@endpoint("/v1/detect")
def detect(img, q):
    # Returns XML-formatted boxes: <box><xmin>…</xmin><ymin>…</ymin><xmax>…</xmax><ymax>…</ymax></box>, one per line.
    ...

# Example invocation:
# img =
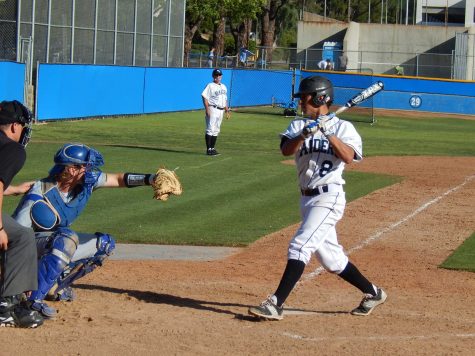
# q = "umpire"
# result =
<box><xmin>0</xmin><ymin>100</ymin><xmax>43</xmax><ymax>328</ymax></box>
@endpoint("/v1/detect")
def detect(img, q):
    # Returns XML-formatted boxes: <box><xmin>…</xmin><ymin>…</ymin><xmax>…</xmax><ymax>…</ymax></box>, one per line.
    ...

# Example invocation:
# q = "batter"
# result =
<box><xmin>248</xmin><ymin>76</ymin><xmax>387</xmax><ymax>320</ymax></box>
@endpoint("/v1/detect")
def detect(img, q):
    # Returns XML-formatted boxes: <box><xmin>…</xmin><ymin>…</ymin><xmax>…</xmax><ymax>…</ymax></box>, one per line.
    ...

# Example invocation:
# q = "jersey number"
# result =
<box><xmin>319</xmin><ymin>160</ymin><xmax>333</xmax><ymax>177</ymax></box>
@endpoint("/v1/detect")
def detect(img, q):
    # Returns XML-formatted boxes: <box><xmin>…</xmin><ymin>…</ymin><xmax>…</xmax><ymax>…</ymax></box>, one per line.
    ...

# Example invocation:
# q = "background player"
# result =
<box><xmin>201</xmin><ymin>68</ymin><xmax>230</xmax><ymax>156</ymax></box>
<box><xmin>248</xmin><ymin>76</ymin><xmax>387</xmax><ymax>320</ymax></box>
<box><xmin>13</xmin><ymin>142</ymin><xmax>167</xmax><ymax>319</ymax></box>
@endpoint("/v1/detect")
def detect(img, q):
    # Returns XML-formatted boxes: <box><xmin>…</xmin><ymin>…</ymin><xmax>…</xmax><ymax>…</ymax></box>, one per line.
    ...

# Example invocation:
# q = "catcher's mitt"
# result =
<box><xmin>152</xmin><ymin>168</ymin><xmax>183</xmax><ymax>201</ymax></box>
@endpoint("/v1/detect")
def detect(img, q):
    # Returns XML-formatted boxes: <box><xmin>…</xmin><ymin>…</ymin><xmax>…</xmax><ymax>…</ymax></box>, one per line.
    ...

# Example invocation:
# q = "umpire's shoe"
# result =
<box><xmin>0</xmin><ymin>295</ymin><xmax>44</xmax><ymax>328</ymax></box>
<box><xmin>351</xmin><ymin>287</ymin><xmax>387</xmax><ymax>316</ymax></box>
<box><xmin>248</xmin><ymin>296</ymin><xmax>283</xmax><ymax>320</ymax></box>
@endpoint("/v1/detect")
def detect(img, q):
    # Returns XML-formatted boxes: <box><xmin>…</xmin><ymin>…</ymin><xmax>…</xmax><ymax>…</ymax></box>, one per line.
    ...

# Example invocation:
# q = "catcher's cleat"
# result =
<box><xmin>31</xmin><ymin>301</ymin><xmax>57</xmax><ymax>319</ymax></box>
<box><xmin>351</xmin><ymin>287</ymin><xmax>387</xmax><ymax>316</ymax></box>
<box><xmin>248</xmin><ymin>297</ymin><xmax>283</xmax><ymax>320</ymax></box>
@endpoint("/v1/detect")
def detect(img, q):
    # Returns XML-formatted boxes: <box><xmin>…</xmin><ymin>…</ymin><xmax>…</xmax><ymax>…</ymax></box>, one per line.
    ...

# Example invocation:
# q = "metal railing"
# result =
<box><xmin>187</xmin><ymin>46</ymin><xmax>475</xmax><ymax>81</ymax></box>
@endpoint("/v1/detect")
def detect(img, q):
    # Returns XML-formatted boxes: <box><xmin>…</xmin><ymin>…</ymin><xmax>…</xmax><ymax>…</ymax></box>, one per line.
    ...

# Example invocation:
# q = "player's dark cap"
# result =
<box><xmin>0</xmin><ymin>100</ymin><xmax>33</xmax><ymax>125</ymax></box>
<box><xmin>212</xmin><ymin>69</ymin><xmax>223</xmax><ymax>77</ymax></box>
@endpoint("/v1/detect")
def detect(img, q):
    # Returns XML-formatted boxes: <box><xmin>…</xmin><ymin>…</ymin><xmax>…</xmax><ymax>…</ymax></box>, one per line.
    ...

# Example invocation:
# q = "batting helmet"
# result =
<box><xmin>293</xmin><ymin>76</ymin><xmax>334</xmax><ymax>107</ymax></box>
<box><xmin>49</xmin><ymin>143</ymin><xmax>104</xmax><ymax>176</ymax></box>
<box><xmin>0</xmin><ymin>100</ymin><xmax>33</xmax><ymax>147</ymax></box>
<box><xmin>212</xmin><ymin>69</ymin><xmax>223</xmax><ymax>77</ymax></box>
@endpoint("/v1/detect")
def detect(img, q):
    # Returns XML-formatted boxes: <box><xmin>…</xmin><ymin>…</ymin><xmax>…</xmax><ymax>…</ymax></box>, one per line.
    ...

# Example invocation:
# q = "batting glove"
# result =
<box><xmin>301</xmin><ymin>119</ymin><xmax>320</xmax><ymax>139</ymax></box>
<box><xmin>318</xmin><ymin>113</ymin><xmax>337</xmax><ymax>137</ymax></box>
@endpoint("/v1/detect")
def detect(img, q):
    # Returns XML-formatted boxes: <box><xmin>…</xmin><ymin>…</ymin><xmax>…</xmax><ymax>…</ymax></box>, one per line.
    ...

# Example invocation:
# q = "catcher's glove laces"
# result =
<box><xmin>152</xmin><ymin>167</ymin><xmax>183</xmax><ymax>201</ymax></box>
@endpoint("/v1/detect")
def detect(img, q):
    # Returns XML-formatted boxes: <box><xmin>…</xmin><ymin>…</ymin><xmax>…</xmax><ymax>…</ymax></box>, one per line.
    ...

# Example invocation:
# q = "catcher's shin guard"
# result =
<box><xmin>52</xmin><ymin>233</ymin><xmax>115</xmax><ymax>298</ymax></box>
<box><xmin>30</xmin><ymin>229</ymin><xmax>78</xmax><ymax>303</ymax></box>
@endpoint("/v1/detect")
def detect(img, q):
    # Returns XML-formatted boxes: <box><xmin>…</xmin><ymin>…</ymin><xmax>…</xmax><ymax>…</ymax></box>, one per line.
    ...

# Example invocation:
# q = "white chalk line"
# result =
<box><xmin>189</xmin><ymin>156</ymin><xmax>232</xmax><ymax>169</ymax></box>
<box><xmin>302</xmin><ymin>174</ymin><xmax>475</xmax><ymax>281</ymax></box>
<box><xmin>282</xmin><ymin>331</ymin><xmax>475</xmax><ymax>342</ymax></box>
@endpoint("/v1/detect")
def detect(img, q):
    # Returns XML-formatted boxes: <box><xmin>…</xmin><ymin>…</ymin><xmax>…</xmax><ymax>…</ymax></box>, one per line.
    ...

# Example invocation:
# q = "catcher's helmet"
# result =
<box><xmin>212</xmin><ymin>68</ymin><xmax>223</xmax><ymax>77</ymax></box>
<box><xmin>293</xmin><ymin>76</ymin><xmax>334</xmax><ymax>107</ymax></box>
<box><xmin>49</xmin><ymin>143</ymin><xmax>104</xmax><ymax>176</ymax></box>
<box><xmin>0</xmin><ymin>100</ymin><xmax>33</xmax><ymax>147</ymax></box>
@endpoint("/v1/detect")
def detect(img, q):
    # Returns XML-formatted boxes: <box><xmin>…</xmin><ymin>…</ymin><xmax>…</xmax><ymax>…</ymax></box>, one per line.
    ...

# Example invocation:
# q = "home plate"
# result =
<box><xmin>284</xmin><ymin>309</ymin><xmax>321</xmax><ymax>316</ymax></box>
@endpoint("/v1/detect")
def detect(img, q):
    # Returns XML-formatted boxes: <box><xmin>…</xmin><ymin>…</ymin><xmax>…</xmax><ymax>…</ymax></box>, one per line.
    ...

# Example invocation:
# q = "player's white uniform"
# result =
<box><xmin>281</xmin><ymin>115</ymin><xmax>362</xmax><ymax>273</ymax></box>
<box><xmin>201</xmin><ymin>81</ymin><xmax>228</xmax><ymax>136</ymax></box>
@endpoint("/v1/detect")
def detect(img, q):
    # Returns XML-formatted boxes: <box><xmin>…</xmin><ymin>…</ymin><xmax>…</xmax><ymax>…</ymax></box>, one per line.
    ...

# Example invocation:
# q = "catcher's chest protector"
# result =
<box><xmin>28</xmin><ymin>180</ymin><xmax>93</xmax><ymax>231</ymax></box>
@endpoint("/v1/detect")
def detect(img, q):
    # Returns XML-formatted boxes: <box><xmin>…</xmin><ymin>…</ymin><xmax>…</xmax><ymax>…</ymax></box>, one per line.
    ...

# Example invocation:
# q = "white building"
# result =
<box><xmin>416</xmin><ymin>0</ymin><xmax>475</xmax><ymax>26</ymax></box>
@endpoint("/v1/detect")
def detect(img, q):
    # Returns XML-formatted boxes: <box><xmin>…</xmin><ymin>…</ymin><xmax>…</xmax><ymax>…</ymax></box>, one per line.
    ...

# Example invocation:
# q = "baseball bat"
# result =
<box><xmin>334</xmin><ymin>81</ymin><xmax>384</xmax><ymax>115</ymax></box>
<box><xmin>299</xmin><ymin>81</ymin><xmax>384</xmax><ymax>136</ymax></box>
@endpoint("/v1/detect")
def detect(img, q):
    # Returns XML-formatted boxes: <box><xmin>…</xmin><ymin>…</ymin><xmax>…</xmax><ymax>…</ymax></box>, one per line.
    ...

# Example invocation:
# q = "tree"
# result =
<box><xmin>259</xmin><ymin>0</ymin><xmax>291</xmax><ymax>61</ymax></box>
<box><xmin>227</xmin><ymin>0</ymin><xmax>265</xmax><ymax>55</ymax></box>
<box><xmin>184</xmin><ymin>0</ymin><xmax>218</xmax><ymax>66</ymax></box>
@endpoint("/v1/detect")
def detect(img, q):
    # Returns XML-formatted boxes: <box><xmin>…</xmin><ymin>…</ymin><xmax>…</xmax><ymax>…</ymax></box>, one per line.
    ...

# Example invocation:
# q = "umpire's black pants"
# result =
<box><xmin>0</xmin><ymin>214</ymin><xmax>37</xmax><ymax>297</ymax></box>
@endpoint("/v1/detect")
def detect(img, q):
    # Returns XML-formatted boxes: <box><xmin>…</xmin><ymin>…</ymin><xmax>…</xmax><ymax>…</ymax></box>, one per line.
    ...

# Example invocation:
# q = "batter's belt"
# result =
<box><xmin>211</xmin><ymin>105</ymin><xmax>225</xmax><ymax>110</ymax></box>
<box><xmin>301</xmin><ymin>184</ymin><xmax>342</xmax><ymax>196</ymax></box>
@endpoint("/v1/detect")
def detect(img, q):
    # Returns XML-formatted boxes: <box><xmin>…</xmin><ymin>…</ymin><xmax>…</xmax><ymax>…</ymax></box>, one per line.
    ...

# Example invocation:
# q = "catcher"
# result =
<box><xmin>12</xmin><ymin>142</ymin><xmax>182</xmax><ymax>318</ymax></box>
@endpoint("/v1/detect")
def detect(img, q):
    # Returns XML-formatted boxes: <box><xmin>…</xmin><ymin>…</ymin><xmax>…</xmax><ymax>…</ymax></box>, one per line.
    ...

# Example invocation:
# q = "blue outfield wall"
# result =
<box><xmin>0</xmin><ymin>61</ymin><xmax>25</xmax><ymax>103</ymax></box>
<box><xmin>37</xmin><ymin>64</ymin><xmax>146</xmax><ymax>120</ymax></box>
<box><xmin>35</xmin><ymin>65</ymin><xmax>475</xmax><ymax>120</ymax></box>
<box><xmin>304</xmin><ymin>70</ymin><xmax>475</xmax><ymax>116</ymax></box>
<box><xmin>229</xmin><ymin>69</ymin><xmax>295</xmax><ymax>107</ymax></box>
<box><xmin>143</xmin><ymin>67</ymin><xmax>232</xmax><ymax>113</ymax></box>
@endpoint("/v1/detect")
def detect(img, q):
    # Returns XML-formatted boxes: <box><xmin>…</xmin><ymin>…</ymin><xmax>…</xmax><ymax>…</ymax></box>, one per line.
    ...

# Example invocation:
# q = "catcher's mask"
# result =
<box><xmin>49</xmin><ymin>143</ymin><xmax>104</xmax><ymax>183</ymax></box>
<box><xmin>293</xmin><ymin>76</ymin><xmax>334</xmax><ymax>107</ymax></box>
<box><xmin>0</xmin><ymin>100</ymin><xmax>33</xmax><ymax>147</ymax></box>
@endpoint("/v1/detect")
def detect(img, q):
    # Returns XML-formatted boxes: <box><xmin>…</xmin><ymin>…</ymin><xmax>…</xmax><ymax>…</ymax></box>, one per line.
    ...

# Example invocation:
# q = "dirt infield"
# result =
<box><xmin>3</xmin><ymin>156</ymin><xmax>475</xmax><ymax>355</ymax></box>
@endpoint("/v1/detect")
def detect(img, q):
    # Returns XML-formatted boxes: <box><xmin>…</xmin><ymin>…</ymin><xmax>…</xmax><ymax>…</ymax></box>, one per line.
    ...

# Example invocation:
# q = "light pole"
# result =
<box><xmin>368</xmin><ymin>0</ymin><xmax>371</xmax><ymax>23</ymax></box>
<box><xmin>348</xmin><ymin>0</ymin><xmax>351</xmax><ymax>22</ymax></box>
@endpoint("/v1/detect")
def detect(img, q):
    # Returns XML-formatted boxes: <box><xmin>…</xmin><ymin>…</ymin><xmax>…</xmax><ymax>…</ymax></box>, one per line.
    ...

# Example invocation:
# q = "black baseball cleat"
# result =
<box><xmin>248</xmin><ymin>297</ymin><xmax>284</xmax><ymax>320</ymax></box>
<box><xmin>207</xmin><ymin>148</ymin><xmax>220</xmax><ymax>156</ymax></box>
<box><xmin>0</xmin><ymin>295</ymin><xmax>44</xmax><ymax>328</ymax></box>
<box><xmin>351</xmin><ymin>287</ymin><xmax>387</xmax><ymax>316</ymax></box>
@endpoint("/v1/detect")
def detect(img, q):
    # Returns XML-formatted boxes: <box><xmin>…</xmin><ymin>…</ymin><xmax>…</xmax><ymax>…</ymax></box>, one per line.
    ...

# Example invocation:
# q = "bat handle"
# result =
<box><xmin>334</xmin><ymin>105</ymin><xmax>349</xmax><ymax>116</ymax></box>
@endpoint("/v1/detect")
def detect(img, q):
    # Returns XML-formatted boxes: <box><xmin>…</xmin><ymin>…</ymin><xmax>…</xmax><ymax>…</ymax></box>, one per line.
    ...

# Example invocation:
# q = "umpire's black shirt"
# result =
<box><xmin>0</xmin><ymin>130</ymin><xmax>26</xmax><ymax>190</ymax></box>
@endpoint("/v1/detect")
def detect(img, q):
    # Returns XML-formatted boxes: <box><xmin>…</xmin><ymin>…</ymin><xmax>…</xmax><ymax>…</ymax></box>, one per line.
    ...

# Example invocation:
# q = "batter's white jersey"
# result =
<box><xmin>201</xmin><ymin>82</ymin><xmax>228</xmax><ymax>109</ymax></box>
<box><xmin>281</xmin><ymin>115</ymin><xmax>363</xmax><ymax>190</ymax></box>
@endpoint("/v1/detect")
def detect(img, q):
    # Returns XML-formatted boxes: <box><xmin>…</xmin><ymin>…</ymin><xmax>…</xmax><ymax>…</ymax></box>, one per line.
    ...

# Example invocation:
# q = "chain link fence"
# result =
<box><xmin>0</xmin><ymin>0</ymin><xmax>185</xmax><ymax>67</ymax></box>
<box><xmin>0</xmin><ymin>0</ymin><xmax>17</xmax><ymax>61</ymax></box>
<box><xmin>188</xmin><ymin>45</ymin><xmax>475</xmax><ymax>81</ymax></box>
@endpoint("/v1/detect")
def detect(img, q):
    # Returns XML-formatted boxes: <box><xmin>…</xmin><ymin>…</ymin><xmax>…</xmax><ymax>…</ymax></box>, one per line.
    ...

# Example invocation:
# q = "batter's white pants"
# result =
<box><xmin>288</xmin><ymin>188</ymin><xmax>348</xmax><ymax>273</ymax></box>
<box><xmin>205</xmin><ymin>106</ymin><xmax>224</xmax><ymax>136</ymax></box>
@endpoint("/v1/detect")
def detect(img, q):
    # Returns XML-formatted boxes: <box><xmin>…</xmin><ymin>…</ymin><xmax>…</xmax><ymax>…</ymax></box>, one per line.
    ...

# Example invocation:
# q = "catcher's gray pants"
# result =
<box><xmin>0</xmin><ymin>214</ymin><xmax>38</xmax><ymax>297</ymax></box>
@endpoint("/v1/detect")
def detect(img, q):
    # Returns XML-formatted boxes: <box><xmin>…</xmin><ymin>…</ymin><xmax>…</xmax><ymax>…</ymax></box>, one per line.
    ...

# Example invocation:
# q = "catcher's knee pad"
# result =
<box><xmin>51</xmin><ymin>228</ymin><xmax>79</xmax><ymax>261</ymax></box>
<box><xmin>95</xmin><ymin>232</ymin><xmax>115</xmax><ymax>257</ymax></box>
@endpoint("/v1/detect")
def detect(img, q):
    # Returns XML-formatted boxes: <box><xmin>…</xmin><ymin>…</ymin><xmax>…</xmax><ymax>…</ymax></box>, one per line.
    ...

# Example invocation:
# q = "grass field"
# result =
<box><xmin>4</xmin><ymin>110</ymin><xmax>475</xmax><ymax>248</ymax></box>
<box><xmin>440</xmin><ymin>232</ymin><xmax>475</xmax><ymax>273</ymax></box>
